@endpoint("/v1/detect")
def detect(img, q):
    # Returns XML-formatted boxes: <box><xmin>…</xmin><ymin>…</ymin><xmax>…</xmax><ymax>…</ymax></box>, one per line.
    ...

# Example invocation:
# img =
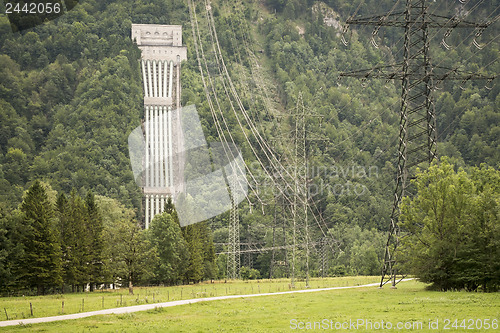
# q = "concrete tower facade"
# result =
<box><xmin>132</xmin><ymin>24</ymin><xmax>187</xmax><ymax>228</ymax></box>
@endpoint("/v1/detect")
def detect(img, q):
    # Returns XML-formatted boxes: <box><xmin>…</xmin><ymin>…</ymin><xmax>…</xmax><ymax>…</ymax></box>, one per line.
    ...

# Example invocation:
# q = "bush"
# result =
<box><xmin>329</xmin><ymin>265</ymin><xmax>347</xmax><ymax>277</ymax></box>
<box><xmin>240</xmin><ymin>266</ymin><xmax>261</xmax><ymax>280</ymax></box>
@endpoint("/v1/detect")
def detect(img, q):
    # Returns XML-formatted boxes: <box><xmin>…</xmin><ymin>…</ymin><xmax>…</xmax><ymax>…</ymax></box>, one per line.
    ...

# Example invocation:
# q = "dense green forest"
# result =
<box><xmin>0</xmin><ymin>0</ymin><xmax>498</xmax><ymax>293</ymax></box>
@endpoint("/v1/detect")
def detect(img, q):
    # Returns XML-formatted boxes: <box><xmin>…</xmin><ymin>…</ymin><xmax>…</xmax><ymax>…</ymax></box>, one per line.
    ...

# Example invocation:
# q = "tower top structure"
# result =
<box><xmin>132</xmin><ymin>24</ymin><xmax>187</xmax><ymax>63</ymax></box>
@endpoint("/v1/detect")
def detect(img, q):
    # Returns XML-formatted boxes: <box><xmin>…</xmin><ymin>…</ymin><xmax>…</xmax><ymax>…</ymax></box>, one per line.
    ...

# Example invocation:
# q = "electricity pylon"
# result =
<box><xmin>292</xmin><ymin>94</ymin><xmax>308</xmax><ymax>288</ymax></box>
<box><xmin>340</xmin><ymin>0</ymin><xmax>496</xmax><ymax>288</ymax></box>
<box><xmin>291</xmin><ymin>93</ymin><xmax>324</xmax><ymax>288</ymax></box>
<box><xmin>227</xmin><ymin>172</ymin><xmax>240</xmax><ymax>279</ymax></box>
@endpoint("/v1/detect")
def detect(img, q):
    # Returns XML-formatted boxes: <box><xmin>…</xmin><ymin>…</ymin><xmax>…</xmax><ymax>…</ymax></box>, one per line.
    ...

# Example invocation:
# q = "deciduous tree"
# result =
<box><xmin>148</xmin><ymin>212</ymin><xmax>189</xmax><ymax>285</ymax></box>
<box><xmin>400</xmin><ymin>159</ymin><xmax>500</xmax><ymax>291</ymax></box>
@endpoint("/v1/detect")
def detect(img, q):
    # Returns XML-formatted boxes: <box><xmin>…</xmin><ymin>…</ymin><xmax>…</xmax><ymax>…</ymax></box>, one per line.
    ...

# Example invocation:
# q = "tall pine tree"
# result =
<box><xmin>56</xmin><ymin>192</ymin><xmax>72</xmax><ymax>291</ymax></box>
<box><xmin>62</xmin><ymin>190</ymin><xmax>89</xmax><ymax>291</ymax></box>
<box><xmin>182</xmin><ymin>223</ymin><xmax>204</xmax><ymax>283</ymax></box>
<box><xmin>199</xmin><ymin>221</ymin><xmax>217</xmax><ymax>281</ymax></box>
<box><xmin>0</xmin><ymin>205</ymin><xmax>23</xmax><ymax>293</ymax></box>
<box><xmin>19</xmin><ymin>180</ymin><xmax>62</xmax><ymax>294</ymax></box>
<box><xmin>85</xmin><ymin>190</ymin><xmax>104</xmax><ymax>291</ymax></box>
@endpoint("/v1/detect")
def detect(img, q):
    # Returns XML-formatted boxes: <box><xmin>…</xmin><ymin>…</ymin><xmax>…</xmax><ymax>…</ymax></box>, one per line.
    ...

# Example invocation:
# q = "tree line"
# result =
<box><xmin>0</xmin><ymin>180</ymin><xmax>216</xmax><ymax>295</ymax></box>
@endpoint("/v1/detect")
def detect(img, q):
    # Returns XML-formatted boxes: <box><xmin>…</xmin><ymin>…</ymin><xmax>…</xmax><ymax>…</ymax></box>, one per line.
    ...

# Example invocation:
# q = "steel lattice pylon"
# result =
<box><xmin>320</xmin><ymin>237</ymin><xmax>329</xmax><ymax>278</ymax></box>
<box><xmin>340</xmin><ymin>0</ymin><xmax>495</xmax><ymax>288</ymax></box>
<box><xmin>292</xmin><ymin>94</ymin><xmax>308</xmax><ymax>288</ymax></box>
<box><xmin>227</xmin><ymin>173</ymin><xmax>240</xmax><ymax>279</ymax></box>
<box><xmin>289</xmin><ymin>93</ymin><xmax>324</xmax><ymax>287</ymax></box>
<box><xmin>382</xmin><ymin>0</ymin><xmax>438</xmax><ymax>289</ymax></box>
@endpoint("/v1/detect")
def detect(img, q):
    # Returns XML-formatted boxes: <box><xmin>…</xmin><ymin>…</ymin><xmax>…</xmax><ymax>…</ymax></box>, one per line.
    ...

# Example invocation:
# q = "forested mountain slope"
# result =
<box><xmin>0</xmin><ymin>0</ymin><xmax>497</xmax><ymax>279</ymax></box>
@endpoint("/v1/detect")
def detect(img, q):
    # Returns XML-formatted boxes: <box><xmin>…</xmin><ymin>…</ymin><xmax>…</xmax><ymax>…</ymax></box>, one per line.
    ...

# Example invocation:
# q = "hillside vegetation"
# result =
<box><xmin>0</xmin><ymin>0</ymin><xmax>498</xmax><ymax>292</ymax></box>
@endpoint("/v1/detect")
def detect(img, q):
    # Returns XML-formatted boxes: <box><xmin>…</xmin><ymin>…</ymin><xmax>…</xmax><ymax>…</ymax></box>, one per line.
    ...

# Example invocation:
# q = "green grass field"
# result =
<box><xmin>0</xmin><ymin>277</ymin><xmax>376</xmax><ymax>320</ymax></box>
<box><xmin>1</xmin><ymin>278</ymin><xmax>499</xmax><ymax>332</ymax></box>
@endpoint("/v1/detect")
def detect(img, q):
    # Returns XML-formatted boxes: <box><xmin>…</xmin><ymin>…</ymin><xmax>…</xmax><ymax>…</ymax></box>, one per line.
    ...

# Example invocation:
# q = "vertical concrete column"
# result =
<box><xmin>168</xmin><ymin>106</ymin><xmax>174</xmax><ymax>188</ymax></box>
<box><xmin>147</xmin><ymin>60</ymin><xmax>153</xmax><ymax>100</ymax></box>
<box><xmin>145</xmin><ymin>194</ymin><xmax>149</xmax><ymax>229</ymax></box>
<box><xmin>150</xmin><ymin>195</ymin><xmax>155</xmax><ymax>223</ymax></box>
<box><xmin>149</xmin><ymin>105</ymin><xmax>154</xmax><ymax>187</ymax></box>
<box><xmin>163</xmin><ymin>60</ymin><xmax>168</xmax><ymax>98</ymax></box>
<box><xmin>176</xmin><ymin>56</ymin><xmax>181</xmax><ymax>109</ymax></box>
<box><xmin>151</xmin><ymin>105</ymin><xmax>155</xmax><ymax>188</ymax></box>
<box><xmin>159</xmin><ymin>106</ymin><xmax>164</xmax><ymax>188</ymax></box>
<box><xmin>168</xmin><ymin>61</ymin><xmax>174</xmax><ymax>98</ymax></box>
<box><xmin>145</xmin><ymin>106</ymin><xmax>149</xmax><ymax>187</ymax></box>
<box><xmin>154</xmin><ymin>106</ymin><xmax>160</xmax><ymax>187</ymax></box>
<box><xmin>142</xmin><ymin>60</ymin><xmax>148</xmax><ymax>97</ymax></box>
<box><xmin>153</xmin><ymin>60</ymin><xmax>158</xmax><ymax>97</ymax></box>
<box><xmin>155</xmin><ymin>195</ymin><xmax>160</xmax><ymax>215</ymax></box>
<box><xmin>163</xmin><ymin>106</ymin><xmax>169</xmax><ymax>187</ymax></box>
<box><xmin>160</xmin><ymin>195</ymin><xmax>165</xmax><ymax>213</ymax></box>
<box><xmin>158</xmin><ymin>60</ymin><xmax>163</xmax><ymax>98</ymax></box>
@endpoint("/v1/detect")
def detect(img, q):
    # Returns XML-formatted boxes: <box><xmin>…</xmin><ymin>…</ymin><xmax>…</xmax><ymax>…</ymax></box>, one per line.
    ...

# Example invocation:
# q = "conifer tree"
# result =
<box><xmin>85</xmin><ymin>190</ymin><xmax>104</xmax><ymax>291</ymax></box>
<box><xmin>63</xmin><ymin>190</ymin><xmax>88</xmax><ymax>291</ymax></box>
<box><xmin>19</xmin><ymin>180</ymin><xmax>62</xmax><ymax>294</ymax></box>
<box><xmin>56</xmin><ymin>192</ymin><xmax>70</xmax><ymax>290</ymax></box>
<box><xmin>0</xmin><ymin>208</ymin><xmax>11</xmax><ymax>292</ymax></box>
<box><xmin>164</xmin><ymin>196</ymin><xmax>178</xmax><ymax>223</ymax></box>
<box><xmin>182</xmin><ymin>223</ymin><xmax>204</xmax><ymax>283</ymax></box>
<box><xmin>199</xmin><ymin>221</ymin><xmax>217</xmax><ymax>280</ymax></box>
<box><xmin>0</xmin><ymin>205</ymin><xmax>22</xmax><ymax>292</ymax></box>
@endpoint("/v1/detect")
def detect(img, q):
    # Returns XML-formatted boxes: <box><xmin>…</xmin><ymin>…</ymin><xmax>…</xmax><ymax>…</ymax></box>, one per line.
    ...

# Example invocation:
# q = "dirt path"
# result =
<box><xmin>0</xmin><ymin>279</ymin><xmax>413</xmax><ymax>327</ymax></box>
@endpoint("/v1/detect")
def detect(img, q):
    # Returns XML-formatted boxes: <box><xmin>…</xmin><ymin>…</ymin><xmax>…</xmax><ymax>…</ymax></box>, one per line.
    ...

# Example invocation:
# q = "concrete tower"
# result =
<box><xmin>132</xmin><ymin>24</ymin><xmax>187</xmax><ymax>228</ymax></box>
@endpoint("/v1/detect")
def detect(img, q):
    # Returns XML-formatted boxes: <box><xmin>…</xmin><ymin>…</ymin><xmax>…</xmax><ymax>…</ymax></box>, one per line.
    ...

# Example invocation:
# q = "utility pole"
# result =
<box><xmin>340</xmin><ymin>0</ymin><xmax>496</xmax><ymax>288</ymax></box>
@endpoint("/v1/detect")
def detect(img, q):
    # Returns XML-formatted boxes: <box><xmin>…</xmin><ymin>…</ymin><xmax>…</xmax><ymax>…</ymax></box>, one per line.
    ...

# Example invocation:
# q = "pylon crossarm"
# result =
<box><xmin>348</xmin><ymin>12</ymin><xmax>489</xmax><ymax>28</ymax></box>
<box><xmin>340</xmin><ymin>66</ymin><xmax>496</xmax><ymax>82</ymax></box>
<box><xmin>432</xmin><ymin>66</ymin><xmax>497</xmax><ymax>81</ymax></box>
<box><xmin>347</xmin><ymin>11</ymin><xmax>405</xmax><ymax>26</ymax></box>
<box><xmin>427</xmin><ymin>13</ymin><xmax>489</xmax><ymax>29</ymax></box>
<box><xmin>339</xmin><ymin>64</ymin><xmax>404</xmax><ymax>80</ymax></box>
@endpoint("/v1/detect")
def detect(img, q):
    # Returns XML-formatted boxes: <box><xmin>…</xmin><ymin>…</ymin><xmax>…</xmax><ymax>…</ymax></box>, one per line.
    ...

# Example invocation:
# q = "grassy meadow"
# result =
<box><xmin>0</xmin><ymin>278</ymin><xmax>499</xmax><ymax>332</ymax></box>
<box><xmin>0</xmin><ymin>276</ymin><xmax>376</xmax><ymax>320</ymax></box>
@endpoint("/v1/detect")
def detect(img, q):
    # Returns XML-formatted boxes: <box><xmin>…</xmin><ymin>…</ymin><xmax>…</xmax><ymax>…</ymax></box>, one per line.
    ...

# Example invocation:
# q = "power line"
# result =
<box><xmin>200</xmin><ymin>0</ymin><xmax>343</xmax><ymax>265</ymax></box>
